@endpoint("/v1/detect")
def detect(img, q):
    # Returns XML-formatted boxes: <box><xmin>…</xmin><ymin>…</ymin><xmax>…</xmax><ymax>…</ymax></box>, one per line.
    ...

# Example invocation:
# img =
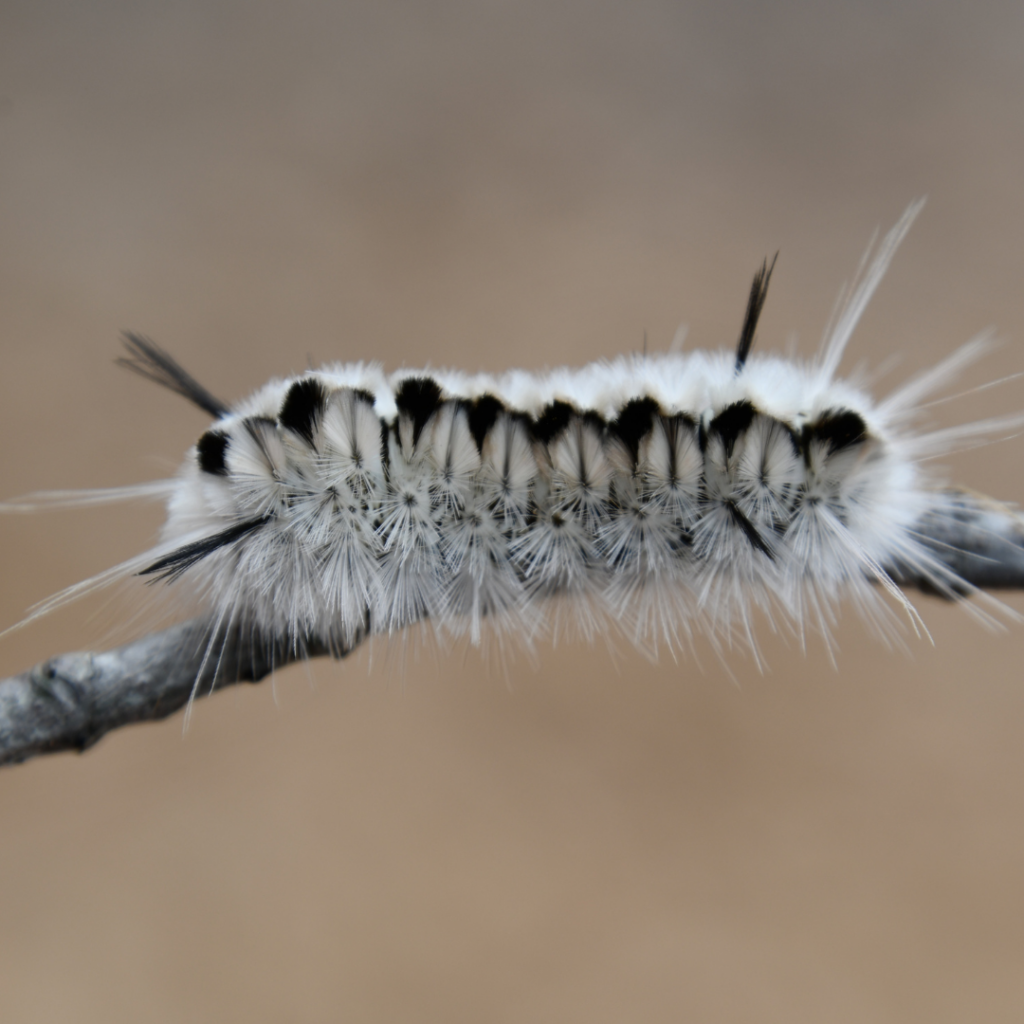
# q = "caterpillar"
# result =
<box><xmin>4</xmin><ymin>201</ymin><xmax>1022</xmax><ymax>673</ymax></box>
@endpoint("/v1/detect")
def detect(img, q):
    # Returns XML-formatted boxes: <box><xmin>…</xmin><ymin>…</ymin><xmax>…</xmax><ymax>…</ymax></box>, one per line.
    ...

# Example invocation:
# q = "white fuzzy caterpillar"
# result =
<box><xmin>6</xmin><ymin>201</ymin><xmax>1023</xmax><ymax>668</ymax></box>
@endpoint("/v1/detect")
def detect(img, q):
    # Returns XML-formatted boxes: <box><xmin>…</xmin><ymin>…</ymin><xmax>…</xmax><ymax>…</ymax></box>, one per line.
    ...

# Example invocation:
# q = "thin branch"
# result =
<box><xmin>2</xmin><ymin>488</ymin><xmax>1024</xmax><ymax>768</ymax></box>
<box><xmin>0</xmin><ymin>622</ymin><xmax>338</xmax><ymax>767</ymax></box>
<box><xmin>890</xmin><ymin>490</ymin><xmax>1024</xmax><ymax>591</ymax></box>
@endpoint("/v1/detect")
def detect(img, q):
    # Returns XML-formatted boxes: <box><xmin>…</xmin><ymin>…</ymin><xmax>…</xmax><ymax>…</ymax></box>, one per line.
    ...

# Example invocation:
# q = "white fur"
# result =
<box><xmin>4</xmin><ymin>203</ymin><xmax>1020</xmax><ymax>663</ymax></box>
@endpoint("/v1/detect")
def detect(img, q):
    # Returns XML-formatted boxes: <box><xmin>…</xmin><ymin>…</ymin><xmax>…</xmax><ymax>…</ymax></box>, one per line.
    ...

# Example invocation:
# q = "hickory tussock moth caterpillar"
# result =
<box><xmin>4</xmin><ymin>200</ymin><xmax>1023</xmax><ymax>679</ymax></box>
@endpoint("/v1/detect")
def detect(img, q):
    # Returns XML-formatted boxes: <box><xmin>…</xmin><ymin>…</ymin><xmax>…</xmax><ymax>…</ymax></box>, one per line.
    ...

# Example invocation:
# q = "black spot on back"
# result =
<box><xmin>351</xmin><ymin>388</ymin><xmax>376</xmax><ymax>407</ymax></box>
<box><xmin>612</xmin><ymin>397</ymin><xmax>661</xmax><ymax>463</ymax></box>
<box><xmin>805</xmin><ymin>409</ymin><xmax>867</xmax><ymax>456</ymax></box>
<box><xmin>395</xmin><ymin>377</ymin><xmax>444</xmax><ymax>445</ymax></box>
<box><xmin>467</xmin><ymin>394</ymin><xmax>505</xmax><ymax>452</ymax></box>
<box><xmin>196</xmin><ymin>430</ymin><xmax>229</xmax><ymax>476</ymax></box>
<box><xmin>705</xmin><ymin>401</ymin><xmax>757</xmax><ymax>457</ymax></box>
<box><xmin>279</xmin><ymin>378</ymin><xmax>328</xmax><ymax>447</ymax></box>
<box><xmin>532</xmin><ymin>401</ymin><xmax>576</xmax><ymax>444</ymax></box>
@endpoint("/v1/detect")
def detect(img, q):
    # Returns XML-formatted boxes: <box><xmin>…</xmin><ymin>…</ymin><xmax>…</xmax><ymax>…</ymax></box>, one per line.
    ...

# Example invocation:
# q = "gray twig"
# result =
<box><xmin>2</xmin><ymin>489</ymin><xmax>1023</xmax><ymax>768</ymax></box>
<box><xmin>0</xmin><ymin>622</ymin><xmax>337</xmax><ymax>766</ymax></box>
<box><xmin>892</xmin><ymin>490</ymin><xmax>1024</xmax><ymax>591</ymax></box>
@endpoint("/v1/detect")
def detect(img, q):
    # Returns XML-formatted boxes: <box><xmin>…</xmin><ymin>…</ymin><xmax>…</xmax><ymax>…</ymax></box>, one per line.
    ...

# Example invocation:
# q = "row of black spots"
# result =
<box><xmin>468</xmin><ymin>394</ymin><xmax>668</xmax><ymax>471</ymax></box>
<box><xmin>520</xmin><ymin>396</ymin><xmax>698</xmax><ymax>530</ymax></box>
<box><xmin>509</xmin><ymin>394</ymin><xmax>695</xmax><ymax>481</ymax></box>
<box><xmin>197</xmin><ymin>379</ymin><xmax>383</xmax><ymax>475</ymax></box>
<box><xmin>529</xmin><ymin>397</ymin><xmax>798</xmax><ymax>562</ymax></box>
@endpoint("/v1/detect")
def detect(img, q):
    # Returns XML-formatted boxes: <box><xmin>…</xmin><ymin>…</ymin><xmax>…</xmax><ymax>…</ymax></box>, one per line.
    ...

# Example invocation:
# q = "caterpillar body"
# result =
<box><xmin>6</xmin><ymin>203</ymin><xmax>1021</xmax><ymax>668</ymax></box>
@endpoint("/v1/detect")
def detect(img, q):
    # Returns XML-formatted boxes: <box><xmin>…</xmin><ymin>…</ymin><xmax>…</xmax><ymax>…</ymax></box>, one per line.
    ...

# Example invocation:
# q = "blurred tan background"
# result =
<box><xmin>3</xmin><ymin>1</ymin><xmax>1024</xmax><ymax>1020</ymax></box>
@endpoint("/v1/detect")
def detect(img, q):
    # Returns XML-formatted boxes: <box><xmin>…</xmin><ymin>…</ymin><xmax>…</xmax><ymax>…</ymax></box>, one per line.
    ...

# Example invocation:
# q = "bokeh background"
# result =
<box><xmin>3</xmin><ymin>2</ymin><xmax>1024</xmax><ymax>1021</ymax></box>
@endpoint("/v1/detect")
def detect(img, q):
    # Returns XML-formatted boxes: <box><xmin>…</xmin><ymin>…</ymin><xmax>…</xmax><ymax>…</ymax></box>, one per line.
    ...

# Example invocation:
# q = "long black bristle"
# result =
<box><xmin>117</xmin><ymin>332</ymin><xmax>230</xmax><ymax>419</ymax></box>
<box><xmin>734</xmin><ymin>253</ymin><xmax>778</xmax><ymax>373</ymax></box>
<box><xmin>726</xmin><ymin>501</ymin><xmax>774</xmax><ymax>558</ymax></box>
<box><xmin>140</xmin><ymin>516</ymin><xmax>270</xmax><ymax>583</ymax></box>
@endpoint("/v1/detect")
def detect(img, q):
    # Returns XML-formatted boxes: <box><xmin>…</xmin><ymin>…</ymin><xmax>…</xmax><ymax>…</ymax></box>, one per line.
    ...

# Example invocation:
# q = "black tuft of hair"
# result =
<box><xmin>117</xmin><ymin>333</ymin><xmax>230</xmax><ymax>419</ymax></box>
<box><xmin>804</xmin><ymin>409</ymin><xmax>868</xmax><ymax>457</ymax></box>
<box><xmin>612</xmin><ymin>397</ymin><xmax>661</xmax><ymax>464</ymax></box>
<box><xmin>734</xmin><ymin>253</ymin><xmax>778</xmax><ymax>373</ymax></box>
<box><xmin>351</xmin><ymin>388</ymin><xmax>377</xmax><ymax>407</ymax></box>
<box><xmin>467</xmin><ymin>394</ymin><xmax>506</xmax><ymax>452</ymax></box>
<box><xmin>705</xmin><ymin>400</ymin><xmax>757</xmax><ymax>458</ymax></box>
<box><xmin>395</xmin><ymin>377</ymin><xmax>444</xmax><ymax>445</ymax></box>
<box><xmin>532</xmin><ymin>401</ymin><xmax>576</xmax><ymax>444</ymax></box>
<box><xmin>140</xmin><ymin>516</ymin><xmax>270</xmax><ymax>582</ymax></box>
<box><xmin>279</xmin><ymin>377</ymin><xmax>328</xmax><ymax>448</ymax></box>
<box><xmin>196</xmin><ymin>430</ymin><xmax>230</xmax><ymax>476</ymax></box>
